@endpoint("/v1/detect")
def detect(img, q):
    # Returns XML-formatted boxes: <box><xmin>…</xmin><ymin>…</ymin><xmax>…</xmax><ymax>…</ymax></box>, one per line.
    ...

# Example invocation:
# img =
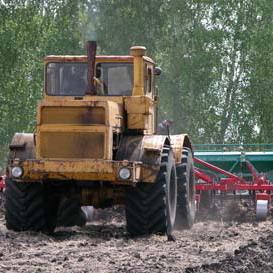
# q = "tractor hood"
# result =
<box><xmin>36</xmin><ymin>99</ymin><xmax>124</xmax><ymax>160</ymax></box>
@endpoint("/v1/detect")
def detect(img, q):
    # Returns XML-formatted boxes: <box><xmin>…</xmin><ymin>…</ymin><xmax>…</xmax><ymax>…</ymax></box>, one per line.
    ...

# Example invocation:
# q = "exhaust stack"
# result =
<box><xmin>86</xmin><ymin>41</ymin><xmax>97</xmax><ymax>95</ymax></box>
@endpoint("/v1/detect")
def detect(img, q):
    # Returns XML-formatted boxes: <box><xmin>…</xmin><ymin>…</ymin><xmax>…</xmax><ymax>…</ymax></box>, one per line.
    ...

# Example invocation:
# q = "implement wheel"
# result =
<box><xmin>5</xmin><ymin>179</ymin><xmax>47</xmax><ymax>232</ymax></box>
<box><xmin>125</xmin><ymin>146</ymin><xmax>177</xmax><ymax>236</ymax></box>
<box><xmin>175</xmin><ymin>147</ymin><xmax>196</xmax><ymax>229</ymax></box>
<box><xmin>256</xmin><ymin>199</ymin><xmax>268</xmax><ymax>220</ymax></box>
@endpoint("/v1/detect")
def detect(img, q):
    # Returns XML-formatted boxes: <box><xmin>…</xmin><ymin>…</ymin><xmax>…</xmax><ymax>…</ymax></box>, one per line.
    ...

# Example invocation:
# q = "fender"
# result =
<box><xmin>116</xmin><ymin>135</ymin><xmax>170</xmax><ymax>165</ymax></box>
<box><xmin>9</xmin><ymin>133</ymin><xmax>35</xmax><ymax>161</ymax></box>
<box><xmin>170</xmin><ymin>134</ymin><xmax>193</xmax><ymax>164</ymax></box>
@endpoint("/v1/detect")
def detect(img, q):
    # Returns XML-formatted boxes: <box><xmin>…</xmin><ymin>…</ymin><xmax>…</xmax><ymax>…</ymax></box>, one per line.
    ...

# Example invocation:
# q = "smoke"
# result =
<box><xmin>78</xmin><ymin>3</ymin><xmax>98</xmax><ymax>49</ymax></box>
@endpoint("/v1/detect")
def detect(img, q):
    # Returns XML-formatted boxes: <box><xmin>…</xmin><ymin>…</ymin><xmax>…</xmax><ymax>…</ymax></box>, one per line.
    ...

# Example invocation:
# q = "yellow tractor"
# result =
<box><xmin>5</xmin><ymin>42</ymin><xmax>195</xmax><ymax>236</ymax></box>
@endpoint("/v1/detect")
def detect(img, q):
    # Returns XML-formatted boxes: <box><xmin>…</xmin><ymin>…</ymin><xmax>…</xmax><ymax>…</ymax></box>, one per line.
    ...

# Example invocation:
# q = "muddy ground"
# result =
<box><xmin>0</xmin><ymin>204</ymin><xmax>272</xmax><ymax>273</ymax></box>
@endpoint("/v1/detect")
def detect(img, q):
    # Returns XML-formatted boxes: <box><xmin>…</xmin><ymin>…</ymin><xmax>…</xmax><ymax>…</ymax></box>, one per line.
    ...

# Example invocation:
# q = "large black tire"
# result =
<box><xmin>125</xmin><ymin>146</ymin><xmax>177</xmax><ymax>236</ymax></box>
<box><xmin>43</xmin><ymin>185</ymin><xmax>61</xmax><ymax>233</ymax></box>
<box><xmin>175</xmin><ymin>147</ymin><xmax>196</xmax><ymax>229</ymax></box>
<box><xmin>5</xmin><ymin>179</ymin><xmax>47</xmax><ymax>232</ymax></box>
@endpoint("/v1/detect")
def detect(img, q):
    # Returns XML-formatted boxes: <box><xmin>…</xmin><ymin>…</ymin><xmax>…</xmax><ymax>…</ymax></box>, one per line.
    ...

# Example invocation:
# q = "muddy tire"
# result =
<box><xmin>44</xmin><ymin>187</ymin><xmax>61</xmax><ymax>233</ymax></box>
<box><xmin>5</xmin><ymin>179</ymin><xmax>47</xmax><ymax>232</ymax></box>
<box><xmin>125</xmin><ymin>147</ymin><xmax>177</xmax><ymax>236</ymax></box>
<box><xmin>57</xmin><ymin>196</ymin><xmax>86</xmax><ymax>227</ymax></box>
<box><xmin>175</xmin><ymin>147</ymin><xmax>196</xmax><ymax>229</ymax></box>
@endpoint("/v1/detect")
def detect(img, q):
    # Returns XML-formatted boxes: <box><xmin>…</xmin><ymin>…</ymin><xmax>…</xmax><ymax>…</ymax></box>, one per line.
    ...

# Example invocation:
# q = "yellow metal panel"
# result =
<box><xmin>36</xmin><ymin>125</ymin><xmax>108</xmax><ymax>159</ymax></box>
<box><xmin>19</xmin><ymin>159</ymin><xmax>157</xmax><ymax>183</ymax></box>
<box><xmin>106</xmin><ymin>101</ymin><xmax>124</xmax><ymax>129</ymax></box>
<box><xmin>40</xmin><ymin>132</ymin><xmax>104</xmax><ymax>159</ymax></box>
<box><xmin>38</xmin><ymin>124</ymin><xmax>107</xmax><ymax>132</ymax></box>
<box><xmin>22</xmin><ymin>159</ymin><xmax>115</xmax><ymax>181</ymax></box>
<box><xmin>125</xmin><ymin>96</ymin><xmax>151</xmax><ymax>114</ymax></box>
<box><xmin>38</xmin><ymin>99</ymin><xmax>123</xmax><ymax>129</ymax></box>
<box><xmin>125</xmin><ymin>96</ymin><xmax>155</xmax><ymax>132</ymax></box>
<box><xmin>40</xmin><ymin>96</ymin><xmax>124</xmax><ymax>107</ymax></box>
<box><xmin>144</xmin><ymin>111</ymin><xmax>155</xmax><ymax>135</ymax></box>
<box><xmin>36</xmin><ymin>99</ymin><xmax>123</xmax><ymax>160</ymax></box>
<box><xmin>38</xmin><ymin>99</ymin><xmax>110</xmax><ymax>108</ymax></box>
<box><xmin>128</xmin><ymin>114</ymin><xmax>147</xmax><ymax>130</ymax></box>
<box><xmin>130</xmin><ymin>47</ymin><xmax>146</xmax><ymax>96</ymax></box>
<box><xmin>41</xmin><ymin>106</ymin><xmax>105</xmax><ymax>125</ymax></box>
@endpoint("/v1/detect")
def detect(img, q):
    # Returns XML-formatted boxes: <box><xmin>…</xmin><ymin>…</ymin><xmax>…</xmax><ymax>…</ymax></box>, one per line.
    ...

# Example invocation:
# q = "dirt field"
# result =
<box><xmin>0</xmin><ymin>204</ymin><xmax>272</xmax><ymax>273</ymax></box>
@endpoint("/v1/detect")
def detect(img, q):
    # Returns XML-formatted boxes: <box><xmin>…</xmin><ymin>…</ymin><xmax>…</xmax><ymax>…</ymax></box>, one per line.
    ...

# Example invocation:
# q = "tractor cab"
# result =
<box><xmin>44</xmin><ymin>45</ymin><xmax>158</xmax><ymax>99</ymax></box>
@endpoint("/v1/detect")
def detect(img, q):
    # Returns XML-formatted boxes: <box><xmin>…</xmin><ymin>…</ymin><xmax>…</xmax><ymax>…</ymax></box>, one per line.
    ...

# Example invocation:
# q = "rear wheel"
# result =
<box><xmin>55</xmin><ymin>183</ymin><xmax>86</xmax><ymax>227</ymax></box>
<box><xmin>125</xmin><ymin>146</ymin><xmax>177</xmax><ymax>236</ymax></box>
<box><xmin>175</xmin><ymin>147</ymin><xmax>196</xmax><ymax>229</ymax></box>
<box><xmin>5</xmin><ymin>179</ymin><xmax>47</xmax><ymax>232</ymax></box>
<box><xmin>44</xmin><ymin>185</ymin><xmax>61</xmax><ymax>233</ymax></box>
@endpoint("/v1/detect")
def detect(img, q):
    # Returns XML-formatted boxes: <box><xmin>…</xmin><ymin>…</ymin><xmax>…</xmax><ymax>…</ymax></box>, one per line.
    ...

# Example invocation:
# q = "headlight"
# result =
<box><xmin>118</xmin><ymin>167</ymin><xmax>131</xmax><ymax>180</ymax></box>
<box><xmin>11</xmin><ymin>166</ymin><xmax>23</xmax><ymax>178</ymax></box>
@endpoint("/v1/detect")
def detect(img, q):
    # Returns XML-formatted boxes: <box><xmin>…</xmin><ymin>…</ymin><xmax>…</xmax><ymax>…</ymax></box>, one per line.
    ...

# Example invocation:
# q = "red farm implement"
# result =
<box><xmin>193</xmin><ymin>144</ymin><xmax>273</xmax><ymax>220</ymax></box>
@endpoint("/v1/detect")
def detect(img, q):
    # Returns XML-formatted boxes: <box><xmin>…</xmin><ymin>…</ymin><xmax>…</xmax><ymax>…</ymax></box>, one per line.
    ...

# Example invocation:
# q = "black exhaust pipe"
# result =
<box><xmin>86</xmin><ymin>41</ymin><xmax>97</xmax><ymax>95</ymax></box>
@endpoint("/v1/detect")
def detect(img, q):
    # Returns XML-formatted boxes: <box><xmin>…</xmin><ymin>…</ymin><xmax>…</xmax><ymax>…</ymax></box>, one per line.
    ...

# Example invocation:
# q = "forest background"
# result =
<box><xmin>1</xmin><ymin>0</ymin><xmax>273</xmax><ymax>166</ymax></box>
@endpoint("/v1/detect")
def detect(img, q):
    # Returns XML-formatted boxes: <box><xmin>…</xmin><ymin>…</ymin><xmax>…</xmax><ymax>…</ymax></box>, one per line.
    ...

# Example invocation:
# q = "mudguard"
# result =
<box><xmin>170</xmin><ymin>134</ymin><xmax>193</xmax><ymax>164</ymax></box>
<box><xmin>9</xmin><ymin>133</ymin><xmax>35</xmax><ymax>160</ymax></box>
<box><xmin>116</xmin><ymin>135</ymin><xmax>170</xmax><ymax>165</ymax></box>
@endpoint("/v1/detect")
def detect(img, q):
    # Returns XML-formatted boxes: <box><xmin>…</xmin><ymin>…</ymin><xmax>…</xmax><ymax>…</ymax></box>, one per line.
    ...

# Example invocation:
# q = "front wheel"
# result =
<box><xmin>5</xmin><ymin>179</ymin><xmax>47</xmax><ymax>232</ymax></box>
<box><xmin>125</xmin><ymin>146</ymin><xmax>177</xmax><ymax>236</ymax></box>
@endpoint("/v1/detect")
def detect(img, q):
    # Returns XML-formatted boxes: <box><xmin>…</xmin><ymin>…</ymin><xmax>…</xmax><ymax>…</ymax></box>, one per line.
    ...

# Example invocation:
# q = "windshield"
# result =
<box><xmin>46</xmin><ymin>62</ymin><xmax>133</xmax><ymax>96</ymax></box>
<box><xmin>46</xmin><ymin>63</ymin><xmax>88</xmax><ymax>96</ymax></box>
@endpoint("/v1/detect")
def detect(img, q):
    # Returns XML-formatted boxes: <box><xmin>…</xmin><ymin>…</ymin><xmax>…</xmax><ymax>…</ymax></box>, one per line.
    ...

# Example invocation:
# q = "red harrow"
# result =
<box><xmin>193</xmin><ymin>145</ymin><xmax>273</xmax><ymax>220</ymax></box>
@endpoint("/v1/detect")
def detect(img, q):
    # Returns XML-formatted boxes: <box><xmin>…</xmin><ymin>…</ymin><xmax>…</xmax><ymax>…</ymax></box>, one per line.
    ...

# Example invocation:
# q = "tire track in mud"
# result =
<box><xmin>0</xmin><ymin>207</ymin><xmax>272</xmax><ymax>273</ymax></box>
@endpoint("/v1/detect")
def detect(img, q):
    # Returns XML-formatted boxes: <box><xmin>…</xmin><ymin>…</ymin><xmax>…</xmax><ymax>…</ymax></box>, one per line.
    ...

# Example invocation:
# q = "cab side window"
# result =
<box><xmin>144</xmin><ymin>64</ymin><xmax>153</xmax><ymax>95</ymax></box>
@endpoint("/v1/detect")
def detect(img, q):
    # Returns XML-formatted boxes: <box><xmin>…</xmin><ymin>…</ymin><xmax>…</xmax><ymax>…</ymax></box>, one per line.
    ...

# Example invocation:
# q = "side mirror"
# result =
<box><xmin>154</xmin><ymin>67</ymin><xmax>162</xmax><ymax>76</ymax></box>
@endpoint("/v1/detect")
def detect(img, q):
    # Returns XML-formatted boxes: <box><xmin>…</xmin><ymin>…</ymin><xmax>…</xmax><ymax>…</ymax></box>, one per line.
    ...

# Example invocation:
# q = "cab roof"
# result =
<box><xmin>43</xmin><ymin>55</ymin><xmax>155</xmax><ymax>64</ymax></box>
